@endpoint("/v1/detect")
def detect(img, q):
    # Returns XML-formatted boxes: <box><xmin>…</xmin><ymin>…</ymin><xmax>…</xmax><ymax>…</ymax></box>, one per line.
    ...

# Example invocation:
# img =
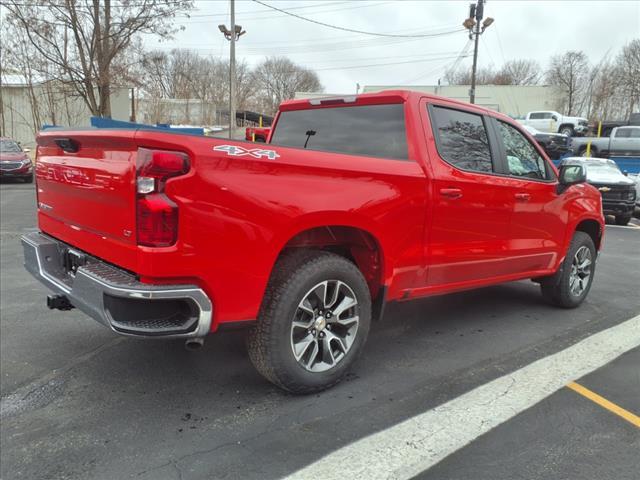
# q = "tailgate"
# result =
<box><xmin>36</xmin><ymin>130</ymin><xmax>138</xmax><ymax>246</ymax></box>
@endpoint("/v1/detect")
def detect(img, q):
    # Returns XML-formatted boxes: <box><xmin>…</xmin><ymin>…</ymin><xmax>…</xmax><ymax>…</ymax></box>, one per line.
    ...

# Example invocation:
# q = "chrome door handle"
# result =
<box><xmin>515</xmin><ymin>193</ymin><xmax>531</xmax><ymax>201</ymax></box>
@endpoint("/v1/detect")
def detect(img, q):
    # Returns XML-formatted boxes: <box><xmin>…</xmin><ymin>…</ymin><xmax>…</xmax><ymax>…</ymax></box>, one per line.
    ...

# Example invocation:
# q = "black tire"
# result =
<box><xmin>615</xmin><ymin>214</ymin><xmax>632</xmax><ymax>226</ymax></box>
<box><xmin>540</xmin><ymin>231</ymin><xmax>596</xmax><ymax>308</ymax></box>
<box><xmin>578</xmin><ymin>146</ymin><xmax>598</xmax><ymax>157</ymax></box>
<box><xmin>247</xmin><ymin>249</ymin><xmax>371</xmax><ymax>394</ymax></box>
<box><xmin>560</xmin><ymin>125</ymin><xmax>575</xmax><ymax>137</ymax></box>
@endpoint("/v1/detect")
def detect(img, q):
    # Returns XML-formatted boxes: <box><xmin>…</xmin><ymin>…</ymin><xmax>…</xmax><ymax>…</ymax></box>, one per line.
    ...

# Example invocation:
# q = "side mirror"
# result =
<box><xmin>623</xmin><ymin>170</ymin><xmax>629</xmax><ymax>176</ymax></box>
<box><xmin>558</xmin><ymin>165</ymin><xmax>587</xmax><ymax>191</ymax></box>
<box><xmin>552</xmin><ymin>115</ymin><xmax>558</xmax><ymax>121</ymax></box>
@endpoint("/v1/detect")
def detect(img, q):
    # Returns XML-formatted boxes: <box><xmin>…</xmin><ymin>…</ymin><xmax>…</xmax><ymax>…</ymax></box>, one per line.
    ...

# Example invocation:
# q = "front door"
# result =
<box><xmin>419</xmin><ymin>103</ymin><xmax>516</xmax><ymax>289</ymax></box>
<box><xmin>490</xmin><ymin>118</ymin><xmax>566</xmax><ymax>272</ymax></box>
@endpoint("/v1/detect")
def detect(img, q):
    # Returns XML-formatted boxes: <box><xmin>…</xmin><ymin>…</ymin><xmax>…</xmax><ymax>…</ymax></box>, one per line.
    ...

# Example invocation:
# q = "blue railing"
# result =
<box><xmin>89</xmin><ymin>117</ymin><xmax>205</xmax><ymax>135</ymax></box>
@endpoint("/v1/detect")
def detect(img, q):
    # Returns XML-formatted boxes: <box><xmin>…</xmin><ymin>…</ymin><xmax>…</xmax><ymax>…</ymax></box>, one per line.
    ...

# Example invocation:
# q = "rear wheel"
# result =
<box><xmin>540</xmin><ymin>232</ymin><xmax>596</xmax><ymax>308</ymax></box>
<box><xmin>615</xmin><ymin>214</ymin><xmax>632</xmax><ymax>226</ymax></box>
<box><xmin>578</xmin><ymin>145</ymin><xmax>598</xmax><ymax>157</ymax></box>
<box><xmin>247</xmin><ymin>250</ymin><xmax>371</xmax><ymax>394</ymax></box>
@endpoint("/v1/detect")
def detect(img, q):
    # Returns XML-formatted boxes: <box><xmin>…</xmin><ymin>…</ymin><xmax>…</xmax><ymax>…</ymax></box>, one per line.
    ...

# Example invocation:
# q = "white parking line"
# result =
<box><xmin>607</xmin><ymin>224</ymin><xmax>640</xmax><ymax>230</ymax></box>
<box><xmin>286</xmin><ymin>315</ymin><xmax>640</xmax><ymax>480</ymax></box>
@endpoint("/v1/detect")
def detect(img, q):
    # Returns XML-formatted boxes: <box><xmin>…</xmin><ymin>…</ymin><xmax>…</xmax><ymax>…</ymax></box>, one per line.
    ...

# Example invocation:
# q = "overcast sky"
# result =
<box><xmin>147</xmin><ymin>0</ymin><xmax>640</xmax><ymax>93</ymax></box>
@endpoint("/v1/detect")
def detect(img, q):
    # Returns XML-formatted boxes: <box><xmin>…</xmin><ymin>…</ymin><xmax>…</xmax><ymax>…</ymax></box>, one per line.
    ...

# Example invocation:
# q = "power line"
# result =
<box><xmin>399</xmin><ymin>41</ymin><xmax>472</xmax><ymax>84</ymax></box>
<box><xmin>181</xmin><ymin>1</ymin><xmax>391</xmax><ymax>22</ymax></box>
<box><xmin>251</xmin><ymin>0</ymin><xmax>466</xmax><ymax>38</ymax></box>
<box><xmin>188</xmin><ymin>1</ymin><xmax>352</xmax><ymax>17</ymax></box>
<box><xmin>310</xmin><ymin>54</ymin><xmax>472</xmax><ymax>72</ymax></box>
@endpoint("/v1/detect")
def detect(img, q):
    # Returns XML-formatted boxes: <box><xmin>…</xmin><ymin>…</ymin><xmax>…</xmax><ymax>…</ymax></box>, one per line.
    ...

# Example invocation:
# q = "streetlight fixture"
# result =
<box><xmin>218</xmin><ymin>0</ymin><xmax>246</xmax><ymax>139</ymax></box>
<box><xmin>463</xmin><ymin>0</ymin><xmax>494</xmax><ymax>104</ymax></box>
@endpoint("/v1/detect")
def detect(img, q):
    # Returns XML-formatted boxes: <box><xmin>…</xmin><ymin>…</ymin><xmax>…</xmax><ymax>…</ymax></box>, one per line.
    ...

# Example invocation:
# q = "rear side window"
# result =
<box><xmin>529</xmin><ymin>112</ymin><xmax>544</xmax><ymax>120</ymax></box>
<box><xmin>615</xmin><ymin>128</ymin><xmax>631</xmax><ymax>138</ymax></box>
<box><xmin>429</xmin><ymin>106</ymin><xmax>493</xmax><ymax>173</ymax></box>
<box><xmin>497</xmin><ymin>121</ymin><xmax>549</xmax><ymax>180</ymax></box>
<box><xmin>270</xmin><ymin>104</ymin><xmax>408</xmax><ymax>160</ymax></box>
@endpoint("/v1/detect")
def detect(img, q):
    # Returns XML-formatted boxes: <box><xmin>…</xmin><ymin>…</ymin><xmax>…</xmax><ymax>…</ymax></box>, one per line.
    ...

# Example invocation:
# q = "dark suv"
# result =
<box><xmin>560</xmin><ymin>157</ymin><xmax>636</xmax><ymax>225</ymax></box>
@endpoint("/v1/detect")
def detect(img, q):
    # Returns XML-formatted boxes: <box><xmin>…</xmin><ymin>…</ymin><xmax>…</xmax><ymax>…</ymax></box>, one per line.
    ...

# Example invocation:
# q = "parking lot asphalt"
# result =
<box><xmin>1</xmin><ymin>180</ymin><xmax>639</xmax><ymax>480</ymax></box>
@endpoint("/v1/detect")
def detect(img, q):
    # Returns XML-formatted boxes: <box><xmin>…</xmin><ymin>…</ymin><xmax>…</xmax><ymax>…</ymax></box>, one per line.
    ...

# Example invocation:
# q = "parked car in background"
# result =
<box><xmin>245</xmin><ymin>126</ymin><xmax>271</xmax><ymax>142</ymax></box>
<box><xmin>0</xmin><ymin>137</ymin><xmax>33</xmax><ymax>182</ymax></box>
<box><xmin>521</xmin><ymin>125</ymin><xmax>570</xmax><ymax>159</ymax></box>
<box><xmin>560</xmin><ymin>157</ymin><xmax>636</xmax><ymax>225</ymax></box>
<box><xmin>521</xmin><ymin>110</ymin><xmax>588</xmax><ymax>137</ymax></box>
<box><xmin>22</xmin><ymin>91</ymin><xmax>605</xmax><ymax>393</ymax></box>
<box><xmin>595</xmin><ymin>112</ymin><xmax>640</xmax><ymax>137</ymax></box>
<box><xmin>569</xmin><ymin>126</ymin><xmax>640</xmax><ymax>158</ymax></box>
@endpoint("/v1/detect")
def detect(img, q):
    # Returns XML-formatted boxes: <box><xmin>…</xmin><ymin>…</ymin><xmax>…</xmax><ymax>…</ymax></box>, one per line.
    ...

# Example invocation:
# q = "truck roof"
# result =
<box><xmin>280</xmin><ymin>89</ymin><xmax>502</xmax><ymax>118</ymax></box>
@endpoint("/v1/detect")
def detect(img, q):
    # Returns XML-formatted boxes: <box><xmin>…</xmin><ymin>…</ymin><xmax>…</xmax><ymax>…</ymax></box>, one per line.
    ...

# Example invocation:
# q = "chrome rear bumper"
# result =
<box><xmin>21</xmin><ymin>232</ymin><xmax>212</xmax><ymax>339</ymax></box>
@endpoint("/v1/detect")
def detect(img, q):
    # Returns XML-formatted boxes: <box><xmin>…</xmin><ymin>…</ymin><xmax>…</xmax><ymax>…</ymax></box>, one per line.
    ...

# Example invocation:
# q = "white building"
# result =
<box><xmin>296</xmin><ymin>85</ymin><xmax>563</xmax><ymax>118</ymax></box>
<box><xmin>0</xmin><ymin>74</ymin><xmax>130</xmax><ymax>147</ymax></box>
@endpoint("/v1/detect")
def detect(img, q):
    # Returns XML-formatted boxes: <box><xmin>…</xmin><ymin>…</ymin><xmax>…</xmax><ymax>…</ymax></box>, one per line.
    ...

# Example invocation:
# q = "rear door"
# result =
<box><xmin>489</xmin><ymin>118</ymin><xmax>566</xmax><ymax>272</ymax></box>
<box><xmin>420</xmin><ymin>103</ymin><xmax>516</xmax><ymax>287</ymax></box>
<box><xmin>528</xmin><ymin>112</ymin><xmax>549</xmax><ymax>132</ymax></box>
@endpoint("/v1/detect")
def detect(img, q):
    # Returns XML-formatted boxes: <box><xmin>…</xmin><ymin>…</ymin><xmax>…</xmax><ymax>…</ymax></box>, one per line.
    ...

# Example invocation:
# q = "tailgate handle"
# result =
<box><xmin>54</xmin><ymin>138</ymin><xmax>79</xmax><ymax>153</ymax></box>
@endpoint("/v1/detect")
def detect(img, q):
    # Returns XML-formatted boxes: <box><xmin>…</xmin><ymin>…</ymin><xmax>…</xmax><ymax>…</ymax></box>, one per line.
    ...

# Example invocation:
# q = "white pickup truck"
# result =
<box><xmin>521</xmin><ymin>111</ymin><xmax>588</xmax><ymax>137</ymax></box>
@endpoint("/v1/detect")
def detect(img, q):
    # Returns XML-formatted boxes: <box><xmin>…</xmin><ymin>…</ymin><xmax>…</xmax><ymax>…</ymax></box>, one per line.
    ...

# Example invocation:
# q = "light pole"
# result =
<box><xmin>463</xmin><ymin>0</ymin><xmax>494</xmax><ymax>104</ymax></box>
<box><xmin>219</xmin><ymin>0</ymin><xmax>246</xmax><ymax>139</ymax></box>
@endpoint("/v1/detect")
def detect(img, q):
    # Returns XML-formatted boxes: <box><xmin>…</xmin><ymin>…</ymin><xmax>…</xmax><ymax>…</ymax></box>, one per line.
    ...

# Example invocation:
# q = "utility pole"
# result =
<box><xmin>463</xmin><ymin>0</ymin><xmax>494</xmax><ymax>104</ymax></box>
<box><xmin>219</xmin><ymin>0</ymin><xmax>245</xmax><ymax>139</ymax></box>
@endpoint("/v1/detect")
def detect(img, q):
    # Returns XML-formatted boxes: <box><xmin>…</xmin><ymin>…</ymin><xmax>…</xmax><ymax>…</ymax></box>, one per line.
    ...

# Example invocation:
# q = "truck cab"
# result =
<box><xmin>523</xmin><ymin>111</ymin><xmax>588</xmax><ymax>137</ymax></box>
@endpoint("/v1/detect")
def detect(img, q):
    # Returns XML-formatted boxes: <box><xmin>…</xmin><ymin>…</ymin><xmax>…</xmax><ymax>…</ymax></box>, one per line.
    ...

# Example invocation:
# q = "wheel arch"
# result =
<box><xmin>574</xmin><ymin>218</ymin><xmax>603</xmax><ymax>251</ymax></box>
<box><xmin>275</xmin><ymin>225</ymin><xmax>386</xmax><ymax>301</ymax></box>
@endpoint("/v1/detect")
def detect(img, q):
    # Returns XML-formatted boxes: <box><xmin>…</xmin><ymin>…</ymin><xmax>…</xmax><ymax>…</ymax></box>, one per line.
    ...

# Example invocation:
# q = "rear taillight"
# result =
<box><xmin>136</xmin><ymin>148</ymin><xmax>190</xmax><ymax>247</ymax></box>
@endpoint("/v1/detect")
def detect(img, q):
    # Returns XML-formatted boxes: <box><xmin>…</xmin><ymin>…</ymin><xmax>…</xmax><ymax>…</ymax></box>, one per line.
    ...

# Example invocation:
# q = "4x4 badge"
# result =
<box><xmin>214</xmin><ymin>145</ymin><xmax>280</xmax><ymax>160</ymax></box>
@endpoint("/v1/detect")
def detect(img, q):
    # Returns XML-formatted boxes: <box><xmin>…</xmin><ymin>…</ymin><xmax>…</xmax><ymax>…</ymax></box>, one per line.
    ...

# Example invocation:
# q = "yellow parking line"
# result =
<box><xmin>567</xmin><ymin>381</ymin><xmax>640</xmax><ymax>428</ymax></box>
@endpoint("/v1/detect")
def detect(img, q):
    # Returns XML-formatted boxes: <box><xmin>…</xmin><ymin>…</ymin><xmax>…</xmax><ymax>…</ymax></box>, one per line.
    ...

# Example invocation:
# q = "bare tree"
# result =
<box><xmin>445</xmin><ymin>59</ymin><xmax>540</xmax><ymax>86</ymax></box>
<box><xmin>252</xmin><ymin>57</ymin><xmax>322</xmax><ymax>115</ymax></box>
<box><xmin>494</xmin><ymin>59</ymin><xmax>541</xmax><ymax>85</ymax></box>
<box><xmin>444</xmin><ymin>65</ymin><xmax>495</xmax><ymax>85</ymax></box>
<box><xmin>139</xmin><ymin>49</ymin><xmax>257</xmax><ymax>123</ymax></box>
<box><xmin>546</xmin><ymin>51</ymin><xmax>589</xmax><ymax>116</ymax></box>
<box><xmin>1</xmin><ymin>0</ymin><xmax>194</xmax><ymax>117</ymax></box>
<box><xmin>616</xmin><ymin>39</ymin><xmax>640</xmax><ymax>117</ymax></box>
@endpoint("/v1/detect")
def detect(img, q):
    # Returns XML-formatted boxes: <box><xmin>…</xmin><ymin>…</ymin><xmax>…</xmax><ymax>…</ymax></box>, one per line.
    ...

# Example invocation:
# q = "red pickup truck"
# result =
<box><xmin>23</xmin><ymin>91</ymin><xmax>605</xmax><ymax>393</ymax></box>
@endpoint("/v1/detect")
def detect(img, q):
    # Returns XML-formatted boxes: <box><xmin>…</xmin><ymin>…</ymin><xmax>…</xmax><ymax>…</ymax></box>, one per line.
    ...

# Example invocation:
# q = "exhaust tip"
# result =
<box><xmin>185</xmin><ymin>338</ymin><xmax>204</xmax><ymax>351</ymax></box>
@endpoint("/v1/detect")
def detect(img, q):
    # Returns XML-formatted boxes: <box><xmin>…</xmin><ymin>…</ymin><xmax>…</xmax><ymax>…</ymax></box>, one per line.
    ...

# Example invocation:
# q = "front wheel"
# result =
<box><xmin>247</xmin><ymin>250</ymin><xmax>371</xmax><ymax>394</ymax></box>
<box><xmin>615</xmin><ymin>214</ymin><xmax>632</xmax><ymax>226</ymax></box>
<box><xmin>540</xmin><ymin>232</ymin><xmax>596</xmax><ymax>308</ymax></box>
<box><xmin>559</xmin><ymin>126</ymin><xmax>575</xmax><ymax>136</ymax></box>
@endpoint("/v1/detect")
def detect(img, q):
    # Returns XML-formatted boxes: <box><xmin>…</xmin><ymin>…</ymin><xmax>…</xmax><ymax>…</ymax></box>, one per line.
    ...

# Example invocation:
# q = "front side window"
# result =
<box><xmin>498</xmin><ymin>121</ymin><xmax>549</xmax><ymax>180</ymax></box>
<box><xmin>529</xmin><ymin>113</ymin><xmax>544</xmax><ymax>120</ymax></box>
<box><xmin>270</xmin><ymin>103</ymin><xmax>408</xmax><ymax>160</ymax></box>
<box><xmin>429</xmin><ymin>106</ymin><xmax>493</xmax><ymax>173</ymax></box>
